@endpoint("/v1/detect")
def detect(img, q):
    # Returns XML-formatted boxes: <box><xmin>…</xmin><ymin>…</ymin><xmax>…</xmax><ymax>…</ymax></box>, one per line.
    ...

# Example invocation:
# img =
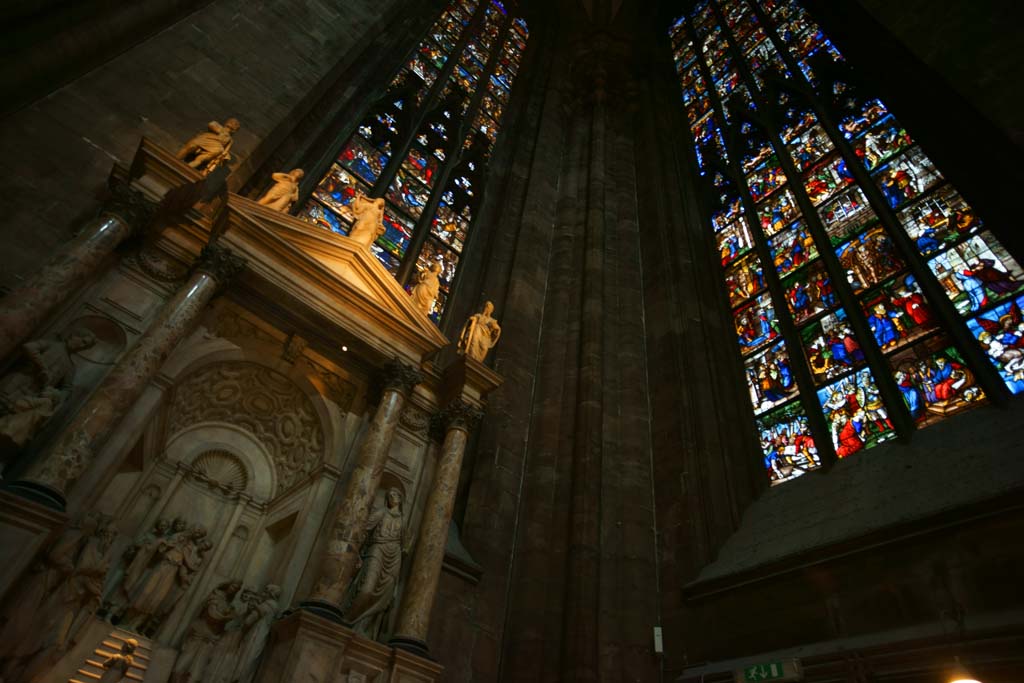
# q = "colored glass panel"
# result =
<box><xmin>817</xmin><ymin>368</ymin><xmax>896</xmax><ymax>457</ymax></box>
<box><xmin>299</xmin><ymin>200</ymin><xmax>348</xmax><ymax>235</ymax></box>
<box><xmin>852</xmin><ymin>115</ymin><xmax>912</xmax><ymax>172</ymax></box>
<box><xmin>785</xmin><ymin>124</ymin><xmax>834</xmax><ymax>172</ymax></box>
<box><xmin>873</xmin><ymin>146</ymin><xmax>945</xmax><ymax>210</ymax></box>
<box><xmin>715</xmin><ymin>215</ymin><xmax>755</xmax><ymax>267</ymax></box>
<box><xmin>745</xmin><ymin>155</ymin><xmax>787</xmax><ymax>203</ymax></box>
<box><xmin>756</xmin><ymin>188</ymin><xmax>799</xmax><ymax>238</ymax></box>
<box><xmin>896</xmin><ymin>184</ymin><xmax>983</xmax><ymax>256</ymax></box>
<box><xmin>966</xmin><ymin>295</ymin><xmax>1024</xmax><ymax>394</ymax></box>
<box><xmin>800</xmin><ymin>308</ymin><xmax>867</xmax><ymax>383</ymax></box>
<box><xmin>745</xmin><ymin>340</ymin><xmax>800</xmax><ymax>415</ymax></box>
<box><xmin>859</xmin><ymin>273</ymin><xmax>938</xmax><ymax>353</ymax></box>
<box><xmin>402</xmin><ymin>147</ymin><xmax>440</xmax><ymax>188</ymax></box>
<box><xmin>311</xmin><ymin>165</ymin><xmax>368</xmax><ymax>223</ymax></box>
<box><xmin>803</xmin><ymin>154</ymin><xmax>855</xmax><ymax>206</ymax></box>
<box><xmin>431</xmin><ymin>200</ymin><xmax>471</xmax><ymax>252</ymax></box>
<box><xmin>782</xmin><ymin>260</ymin><xmax>837</xmax><ymax>325</ymax></box>
<box><xmin>835</xmin><ymin>224</ymin><xmax>904</xmax><ymax>294</ymax></box>
<box><xmin>724</xmin><ymin>251</ymin><xmax>766</xmax><ymax>307</ymax></box>
<box><xmin>757</xmin><ymin>402</ymin><xmax>822</xmax><ymax>486</ymax></box>
<box><xmin>734</xmin><ymin>292</ymin><xmax>782</xmax><ymax>355</ymax></box>
<box><xmin>927</xmin><ymin>231</ymin><xmax>1024</xmax><ymax>315</ymax></box>
<box><xmin>339</xmin><ymin>136</ymin><xmax>389</xmax><ymax>185</ymax></box>
<box><xmin>380</xmin><ymin>206</ymin><xmax>414</xmax><ymax>258</ymax></box>
<box><xmin>416</xmin><ymin>238</ymin><xmax>460</xmax><ymax>292</ymax></box>
<box><xmin>888</xmin><ymin>337</ymin><xmax>986</xmax><ymax>427</ymax></box>
<box><xmin>768</xmin><ymin>219</ymin><xmax>819</xmax><ymax>278</ymax></box>
<box><xmin>386</xmin><ymin>169</ymin><xmax>431</xmax><ymax>219</ymax></box>
<box><xmin>817</xmin><ymin>185</ymin><xmax>878</xmax><ymax>246</ymax></box>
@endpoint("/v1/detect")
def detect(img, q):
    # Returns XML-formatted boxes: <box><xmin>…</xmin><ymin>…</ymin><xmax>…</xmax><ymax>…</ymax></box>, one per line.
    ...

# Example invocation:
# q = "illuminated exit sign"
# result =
<box><xmin>734</xmin><ymin>659</ymin><xmax>802</xmax><ymax>683</ymax></box>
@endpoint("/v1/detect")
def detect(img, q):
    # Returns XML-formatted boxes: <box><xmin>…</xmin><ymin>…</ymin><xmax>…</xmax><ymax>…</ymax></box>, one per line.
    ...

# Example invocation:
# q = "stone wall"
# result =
<box><xmin>0</xmin><ymin>0</ymin><xmax>415</xmax><ymax>290</ymax></box>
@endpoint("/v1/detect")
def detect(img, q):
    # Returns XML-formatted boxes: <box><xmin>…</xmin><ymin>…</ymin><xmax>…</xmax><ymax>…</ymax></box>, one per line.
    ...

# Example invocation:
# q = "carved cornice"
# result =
<box><xmin>101</xmin><ymin>177</ymin><xmax>159</xmax><ymax>229</ymax></box>
<box><xmin>431</xmin><ymin>399</ymin><xmax>484</xmax><ymax>438</ymax></box>
<box><xmin>381</xmin><ymin>357</ymin><xmax>423</xmax><ymax>395</ymax></box>
<box><xmin>195</xmin><ymin>243</ymin><xmax>247</xmax><ymax>286</ymax></box>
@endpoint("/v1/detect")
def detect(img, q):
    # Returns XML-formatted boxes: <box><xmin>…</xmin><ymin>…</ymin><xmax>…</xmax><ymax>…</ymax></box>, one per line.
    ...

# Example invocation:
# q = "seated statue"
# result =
<box><xmin>176</xmin><ymin>118</ymin><xmax>242</xmax><ymax>175</ymax></box>
<box><xmin>257</xmin><ymin>169</ymin><xmax>305</xmax><ymax>212</ymax></box>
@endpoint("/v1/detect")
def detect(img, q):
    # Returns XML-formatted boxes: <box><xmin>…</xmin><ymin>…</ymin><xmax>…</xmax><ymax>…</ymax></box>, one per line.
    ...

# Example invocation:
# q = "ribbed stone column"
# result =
<box><xmin>14</xmin><ymin>244</ymin><xmax>245</xmax><ymax>509</ymax></box>
<box><xmin>303</xmin><ymin>359</ymin><xmax>423</xmax><ymax>621</ymax></box>
<box><xmin>0</xmin><ymin>180</ymin><xmax>157</xmax><ymax>361</ymax></box>
<box><xmin>391</xmin><ymin>400</ymin><xmax>482</xmax><ymax>655</ymax></box>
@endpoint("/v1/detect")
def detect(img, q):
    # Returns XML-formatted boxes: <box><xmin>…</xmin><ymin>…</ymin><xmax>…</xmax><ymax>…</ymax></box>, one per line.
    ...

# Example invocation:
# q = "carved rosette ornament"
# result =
<box><xmin>381</xmin><ymin>358</ymin><xmax>423</xmax><ymax>396</ymax></box>
<box><xmin>195</xmin><ymin>243</ymin><xmax>247</xmax><ymax>286</ymax></box>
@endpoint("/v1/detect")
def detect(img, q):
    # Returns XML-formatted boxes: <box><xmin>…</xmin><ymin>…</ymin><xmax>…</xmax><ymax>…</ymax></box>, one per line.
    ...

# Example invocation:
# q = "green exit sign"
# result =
<box><xmin>734</xmin><ymin>659</ymin><xmax>802</xmax><ymax>683</ymax></box>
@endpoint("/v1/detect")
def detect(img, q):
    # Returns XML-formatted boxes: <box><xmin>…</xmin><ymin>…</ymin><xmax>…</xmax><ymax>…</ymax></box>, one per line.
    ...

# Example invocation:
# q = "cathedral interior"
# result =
<box><xmin>0</xmin><ymin>0</ymin><xmax>1022</xmax><ymax>681</ymax></box>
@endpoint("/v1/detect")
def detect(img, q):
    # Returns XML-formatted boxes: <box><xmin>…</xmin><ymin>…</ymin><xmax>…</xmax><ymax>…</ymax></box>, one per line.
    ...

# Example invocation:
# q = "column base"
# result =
<box><xmin>5</xmin><ymin>479</ymin><xmax>67</xmax><ymax>511</ymax></box>
<box><xmin>296</xmin><ymin>599</ymin><xmax>346</xmax><ymax>624</ymax></box>
<box><xmin>389</xmin><ymin>635</ymin><xmax>433</xmax><ymax>660</ymax></box>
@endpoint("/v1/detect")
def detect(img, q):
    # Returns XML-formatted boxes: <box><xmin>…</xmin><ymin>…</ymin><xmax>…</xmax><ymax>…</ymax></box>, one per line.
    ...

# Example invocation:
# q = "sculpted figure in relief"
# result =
<box><xmin>410</xmin><ymin>263</ymin><xmax>442</xmax><ymax>316</ymax></box>
<box><xmin>176</xmin><ymin>118</ymin><xmax>242</xmax><ymax>175</ymax></box>
<box><xmin>257</xmin><ymin>169</ymin><xmax>304</xmax><ymax>212</ymax></box>
<box><xmin>457</xmin><ymin>301</ymin><xmax>502</xmax><ymax>362</ymax></box>
<box><xmin>171</xmin><ymin>580</ymin><xmax>241</xmax><ymax>683</ymax></box>
<box><xmin>0</xmin><ymin>329</ymin><xmax>96</xmax><ymax>462</ymax></box>
<box><xmin>347</xmin><ymin>193</ymin><xmax>386</xmax><ymax>248</ymax></box>
<box><xmin>97</xmin><ymin>637</ymin><xmax>137</xmax><ymax>683</ymax></box>
<box><xmin>210</xmin><ymin>583</ymin><xmax>281</xmax><ymax>683</ymax></box>
<box><xmin>103</xmin><ymin>518</ymin><xmax>171</xmax><ymax>615</ymax></box>
<box><xmin>343</xmin><ymin>487</ymin><xmax>404</xmax><ymax>638</ymax></box>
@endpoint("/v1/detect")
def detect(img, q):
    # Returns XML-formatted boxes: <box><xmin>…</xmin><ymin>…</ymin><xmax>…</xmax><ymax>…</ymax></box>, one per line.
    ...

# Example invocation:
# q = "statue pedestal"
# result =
<box><xmin>255</xmin><ymin>610</ymin><xmax>442</xmax><ymax>683</ymax></box>
<box><xmin>0</xmin><ymin>488</ymin><xmax>66</xmax><ymax>600</ymax></box>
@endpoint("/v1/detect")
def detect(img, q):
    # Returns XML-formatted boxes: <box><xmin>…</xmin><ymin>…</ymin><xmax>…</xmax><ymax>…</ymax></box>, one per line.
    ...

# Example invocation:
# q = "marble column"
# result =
<box><xmin>14</xmin><ymin>244</ymin><xmax>245</xmax><ymax>509</ymax></box>
<box><xmin>391</xmin><ymin>400</ymin><xmax>482</xmax><ymax>655</ymax></box>
<box><xmin>303</xmin><ymin>359</ymin><xmax>423</xmax><ymax>621</ymax></box>
<box><xmin>0</xmin><ymin>180</ymin><xmax>157</xmax><ymax>362</ymax></box>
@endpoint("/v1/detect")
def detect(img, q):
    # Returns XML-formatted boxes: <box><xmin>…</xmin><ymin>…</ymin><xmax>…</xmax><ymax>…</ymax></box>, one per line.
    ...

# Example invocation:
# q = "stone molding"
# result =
<box><xmin>194</xmin><ymin>243</ymin><xmax>247</xmax><ymax>286</ymax></box>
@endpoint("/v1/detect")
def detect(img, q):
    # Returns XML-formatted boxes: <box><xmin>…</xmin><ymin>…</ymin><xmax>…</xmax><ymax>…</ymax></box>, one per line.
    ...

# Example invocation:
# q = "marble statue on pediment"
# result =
<box><xmin>257</xmin><ymin>169</ymin><xmax>305</xmax><ymax>212</ymax></box>
<box><xmin>458</xmin><ymin>301</ymin><xmax>502</xmax><ymax>363</ymax></box>
<box><xmin>348</xmin><ymin>193</ymin><xmax>386</xmax><ymax>248</ymax></box>
<box><xmin>410</xmin><ymin>263</ymin><xmax>442</xmax><ymax>316</ymax></box>
<box><xmin>177</xmin><ymin>118</ymin><xmax>241</xmax><ymax>175</ymax></box>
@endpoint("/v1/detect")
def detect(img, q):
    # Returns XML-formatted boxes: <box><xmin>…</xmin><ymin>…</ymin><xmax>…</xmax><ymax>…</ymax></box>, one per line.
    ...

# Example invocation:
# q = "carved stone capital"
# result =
<box><xmin>380</xmin><ymin>358</ymin><xmax>423</xmax><ymax>396</ymax></box>
<box><xmin>195</xmin><ymin>243</ymin><xmax>247</xmax><ymax>286</ymax></box>
<box><xmin>431</xmin><ymin>399</ymin><xmax>483</xmax><ymax>439</ymax></box>
<box><xmin>101</xmin><ymin>178</ymin><xmax>158</xmax><ymax>230</ymax></box>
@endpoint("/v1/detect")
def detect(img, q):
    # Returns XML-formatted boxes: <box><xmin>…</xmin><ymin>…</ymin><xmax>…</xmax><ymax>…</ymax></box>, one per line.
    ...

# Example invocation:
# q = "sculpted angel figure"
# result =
<box><xmin>347</xmin><ymin>192</ymin><xmax>386</xmax><ymax>247</ymax></box>
<box><xmin>410</xmin><ymin>262</ymin><xmax>442</xmax><ymax>316</ymax></box>
<box><xmin>458</xmin><ymin>301</ymin><xmax>502</xmax><ymax>362</ymax></box>
<box><xmin>257</xmin><ymin>168</ymin><xmax>305</xmax><ymax>212</ymax></box>
<box><xmin>343</xmin><ymin>487</ymin><xmax>405</xmax><ymax>638</ymax></box>
<box><xmin>176</xmin><ymin>118</ymin><xmax>242</xmax><ymax>174</ymax></box>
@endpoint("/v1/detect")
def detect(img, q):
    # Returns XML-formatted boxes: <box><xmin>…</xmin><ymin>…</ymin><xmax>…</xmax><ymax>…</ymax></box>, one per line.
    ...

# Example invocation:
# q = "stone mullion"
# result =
<box><xmin>560</xmin><ymin>79</ymin><xmax>606</xmax><ymax>682</ymax></box>
<box><xmin>0</xmin><ymin>181</ymin><xmax>156</xmax><ymax>363</ymax></box>
<box><xmin>395</xmin><ymin>11</ymin><xmax>517</xmax><ymax>289</ymax></box>
<box><xmin>14</xmin><ymin>243</ymin><xmax>245</xmax><ymax>509</ymax></box>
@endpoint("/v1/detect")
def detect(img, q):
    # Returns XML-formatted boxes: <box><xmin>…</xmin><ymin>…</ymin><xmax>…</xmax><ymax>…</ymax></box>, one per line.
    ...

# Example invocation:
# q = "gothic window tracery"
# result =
<box><xmin>301</xmin><ymin>1</ymin><xmax>530</xmax><ymax>324</ymax></box>
<box><xmin>670</xmin><ymin>0</ymin><xmax>1023</xmax><ymax>486</ymax></box>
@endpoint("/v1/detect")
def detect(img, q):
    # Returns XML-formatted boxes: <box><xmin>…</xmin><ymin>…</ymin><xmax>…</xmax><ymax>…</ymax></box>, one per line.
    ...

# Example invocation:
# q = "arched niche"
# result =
<box><xmin>164</xmin><ymin>423</ymin><xmax>275</xmax><ymax>501</ymax></box>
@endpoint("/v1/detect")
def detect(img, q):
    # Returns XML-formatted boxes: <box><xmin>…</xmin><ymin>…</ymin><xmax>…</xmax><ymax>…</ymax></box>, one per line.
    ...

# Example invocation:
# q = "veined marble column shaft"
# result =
<box><xmin>18</xmin><ymin>244</ymin><xmax>245</xmax><ymax>507</ymax></box>
<box><xmin>306</xmin><ymin>359</ymin><xmax>422</xmax><ymax>618</ymax></box>
<box><xmin>392</xmin><ymin>401</ymin><xmax>481</xmax><ymax>649</ymax></box>
<box><xmin>0</xmin><ymin>181</ymin><xmax>156</xmax><ymax>361</ymax></box>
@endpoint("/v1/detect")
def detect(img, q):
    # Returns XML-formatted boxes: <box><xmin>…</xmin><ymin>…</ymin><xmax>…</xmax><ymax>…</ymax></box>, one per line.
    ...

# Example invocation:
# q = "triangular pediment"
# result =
<box><xmin>226</xmin><ymin>195</ymin><xmax>449</xmax><ymax>358</ymax></box>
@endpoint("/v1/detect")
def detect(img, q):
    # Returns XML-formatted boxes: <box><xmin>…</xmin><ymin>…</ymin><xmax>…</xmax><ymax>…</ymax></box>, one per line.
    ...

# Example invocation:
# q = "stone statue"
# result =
<box><xmin>343</xmin><ymin>487</ymin><xmax>404</xmax><ymax>637</ymax></box>
<box><xmin>257</xmin><ymin>169</ymin><xmax>304</xmax><ymax>212</ymax></box>
<box><xmin>0</xmin><ymin>329</ymin><xmax>96</xmax><ymax>462</ymax></box>
<box><xmin>457</xmin><ymin>301</ymin><xmax>502</xmax><ymax>362</ymax></box>
<box><xmin>216</xmin><ymin>583</ymin><xmax>281</xmax><ymax>683</ymax></box>
<box><xmin>120</xmin><ymin>522</ymin><xmax>208</xmax><ymax>634</ymax></box>
<box><xmin>171</xmin><ymin>580</ymin><xmax>241</xmax><ymax>683</ymax></box>
<box><xmin>97</xmin><ymin>637</ymin><xmax>137</xmax><ymax>683</ymax></box>
<box><xmin>103</xmin><ymin>517</ymin><xmax>171</xmax><ymax>615</ymax></box>
<box><xmin>176</xmin><ymin>118</ymin><xmax>242</xmax><ymax>175</ymax></box>
<box><xmin>409</xmin><ymin>263</ymin><xmax>442</xmax><ymax>316</ymax></box>
<box><xmin>347</xmin><ymin>193</ymin><xmax>386</xmax><ymax>248</ymax></box>
<box><xmin>0</xmin><ymin>513</ymin><xmax>115</xmax><ymax>682</ymax></box>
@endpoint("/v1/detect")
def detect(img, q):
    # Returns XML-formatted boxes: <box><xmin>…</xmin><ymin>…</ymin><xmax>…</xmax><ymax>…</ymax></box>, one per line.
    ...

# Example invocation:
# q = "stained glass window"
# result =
<box><xmin>670</xmin><ymin>0</ymin><xmax>1020</xmax><ymax>485</ymax></box>
<box><xmin>301</xmin><ymin>1</ymin><xmax>529</xmax><ymax>324</ymax></box>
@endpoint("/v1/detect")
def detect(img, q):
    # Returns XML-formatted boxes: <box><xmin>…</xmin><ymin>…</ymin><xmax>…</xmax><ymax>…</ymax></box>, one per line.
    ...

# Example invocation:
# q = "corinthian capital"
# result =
<box><xmin>381</xmin><ymin>358</ymin><xmax>423</xmax><ymax>395</ymax></box>
<box><xmin>101</xmin><ymin>178</ymin><xmax>158</xmax><ymax>230</ymax></box>
<box><xmin>195</xmin><ymin>243</ymin><xmax>247</xmax><ymax>286</ymax></box>
<box><xmin>432</xmin><ymin>399</ymin><xmax>484</xmax><ymax>437</ymax></box>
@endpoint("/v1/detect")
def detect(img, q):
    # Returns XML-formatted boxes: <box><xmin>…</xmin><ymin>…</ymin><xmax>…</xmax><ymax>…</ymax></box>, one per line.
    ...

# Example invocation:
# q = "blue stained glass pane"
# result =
<box><xmin>756</xmin><ymin>402</ymin><xmax>821</xmax><ymax>486</ymax></box>
<box><xmin>745</xmin><ymin>340</ymin><xmax>800</xmax><ymax>415</ymax></box>
<box><xmin>817</xmin><ymin>368</ymin><xmax>897</xmax><ymax>457</ymax></box>
<box><xmin>785</xmin><ymin>123</ymin><xmax>834</xmax><ymax>172</ymax></box>
<box><xmin>927</xmin><ymin>231</ymin><xmax>1024</xmax><ymax>315</ymax></box>
<box><xmin>967</xmin><ymin>294</ymin><xmax>1024</xmax><ymax>394</ymax></box>
<box><xmin>859</xmin><ymin>273</ymin><xmax>938</xmax><ymax>353</ymax></box>
<box><xmin>339</xmin><ymin>136</ymin><xmax>389</xmax><ymax>185</ymax></box>
<box><xmin>873</xmin><ymin>146</ymin><xmax>945</xmax><ymax>210</ymax></box>
<box><xmin>369</xmin><ymin>244</ymin><xmax>401</xmax><ymax>275</ymax></box>
<box><xmin>817</xmin><ymin>185</ymin><xmax>878</xmax><ymax>246</ymax></box>
<box><xmin>379</xmin><ymin>205</ymin><xmax>414</xmax><ymax>257</ymax></box>
<box><xmin>724</xmin><ymin>251</ymin><xmax>766</xmax><ymax>307</ymax></box>
<box><xmin>769</xmin><ymin>219</ymin><xmax>818</xmax><ymax>278</ymax></box>
<box><xmin>804</xmin><ymin>154</ymin><xmax>855</xmax><ymax>206</ymax></box>
<box><xmin>755</xmin><ymin>188</ymin><xmax>799</xmax><ymax>237</ymax></box>
<box><xmin>745</xmin><ymin>156</ymin><xmax>787</xmax><ymax>203</ymax></box>
<box><xmin>299</xmin><ymin>200</ymin><xmax>348</xmax><ymax>235</ymax></box>
<box><xmin>888</xmin><ymin>337</ymin><xmax>986</xmax><ymax>427</ymax></box>
<box><xmin>800</xmin><ymin>308</ymin><xmax>867</xmax><ymax>384</ymax></box>
<box><xmin>734</xmin><ymin>292</ymin><xmax>783</xmax><ymax>355</ymax></box>
<box><xmin>852</xmin><ymin>115</ymin><xmax>912</xmax><ymax>172</ymax></box>
<box><xmin>386</xmin><ymin>169</ymin><xmax>431</xmax><ymax>219</ymax></box>
<box><xmin>311</xmin><ymin>165</ymin><xmax>368</xmax><ymax>223</ymax></box>
<box><xmin>782</xmin><ymin>260</ymin><xmax>837</xmax><ymax>325</ymax></box>
<box><xmin>897</xmin><ymin>184</ymin><xmax>983</xmax><ymax>256</ymax></box>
